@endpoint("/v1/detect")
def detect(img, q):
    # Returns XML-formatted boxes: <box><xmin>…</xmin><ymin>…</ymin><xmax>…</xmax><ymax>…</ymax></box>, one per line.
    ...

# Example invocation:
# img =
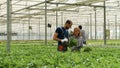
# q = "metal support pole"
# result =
<box><xmin>94</xmin><ymin>7</ymin><xmax>97</xmax><ymax>40</ymax></box>
<box><xmin>28</xmin><ymin>10</ymin><xmax>30</xmax><ymax>40</ymax></box>
<box><xmin>38</xmin><ymin>17</ymin><xmax>41</xmax><ymax>40</ymax></box>
<box><xmin>45</xmin><ymin>0</ymin><xmax>47</xmax><ymax>44</ymax></box>
<box><xmin>107</xmin><ymin>19</ymin><xmax>110</xmax><ymax>39</ymax></box>
<box><xmin>87</xmin><ymin>18</ymin><xmax>90</xmax><ymax>39</ymax></box>
<box><xmin>115</xmin><ymin>15</ymin><xmax>117</xmax><ymax>40</ymax></box>
<box><xmin>22</xmin><ymin>23</ymin><xmax>24</xmax><ymax>40</ymax></box>
<box><xmin>0</xmin><ymin>5</ymin><xmax>1</xmax><ymax>40</ymax></box>
<box><xmin>56</xmin><ymin>4</ymin><xmax>58</xmax><ymax>28</ymax></box>
<box><xmin>18</xmin><ymin>19</ymin><xmax>21</xmax><ymax>40</ymax></box>
<box><xmin>61</xmin><ymin>12</ymin><xmax>63</xmax><ymax>26</ymax></box>
<box><xmin>0</xmin><ymin>5</ymin><xmax>2</xmax><ymax>15</ymax></box>
<box><xmin>119</xmin><ymin>23</ymin><xmax>120</xmax><ymax>39</ymax></box>
<box><xmin>107</xmin><ymin>20</ymin><xmax>110</xmax><ymax>30</ymax></box>
<box><xmin>7</xmin><ymin>0</ymin><xmax>12</xmax><ymax>52</ymax></box>
<box><xmin>90</xmin><ymin>13</ymin><xmax>92</xmax><ymax>40</ymax></box>
<box><xmin>103</xmin><ymin>1</ymin><xmax>106</xmax><ymax>45</ymax></box>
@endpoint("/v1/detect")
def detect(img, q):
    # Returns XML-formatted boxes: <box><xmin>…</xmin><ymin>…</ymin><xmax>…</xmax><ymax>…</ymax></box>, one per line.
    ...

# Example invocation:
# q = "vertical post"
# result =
<box><xmin>38</xmin><ymin>17</ymin><xmax>41</xmax><ymax>40</ymax></box>
<box><xmin>90</xmin><ymin>13</ymin><xmax>92</xmax><ymax>40</ymax></box>
<box><xmin>0</xmin><ymin>5</ymin><xmax>1</xmax><ymax>15</ymax></box>
<box><xmin>107</xmin><ymin>20</ymin><xmax>110</xmax><ymax>30</ymax></box>
<box><xmin>87</xmin><ymin>18</ymin><xmax>89</xmax><ymax>39</ymax></box>
<box><xmin>56</xmin><ymin>4</ymin><xmax>58</xmax><ymax>28</ymax></box>
<box><xmin>94</xmin><ymin>7</ymin><xmax>97</xmax><ymax>40</ymax></box>
<box><xmin>0</xmin><ymin>5</ymin><xmax>1</xmax><ymax>40</ymax></box>
<box><xmin>61</xmin><ymin>12</ymin><xmax>63</xmax><ymax>26</ymax></box>
<box><xmin>115</xmin><ymin>15</ymin><xmax>117</xmax><ymax>40</ymax></box>
<box><xmin>107</xmin><ymin>19</ymin><xmax>110</xmax><ymax>39</ymax></box>
<box><xmin>7</xmin><ymin>0</ymin><xmax>12</xmax><ymax>52</ymax></box>
<box><xmin>28</xmin><ymin>10</ymin><xmax>30</xmax><ymax>40</ymax></box>
<box><xmin>22</xmin><ymin>23</ymin><xmax>24</xmax><ymax>40</ymax></box>
<box><xmin>119</xmin><ymin>23</ymin><xmax>120</xmax><ymax>39</ymax></box>
<box><xmin>103</xmin><ymin>1</ymin><xmax>106</xmax><ymax>45</ymax></box>
<box><xmin>45</xmin><ymin>0</ymin><xmax>47</xmax><ymax>44</ymax></box>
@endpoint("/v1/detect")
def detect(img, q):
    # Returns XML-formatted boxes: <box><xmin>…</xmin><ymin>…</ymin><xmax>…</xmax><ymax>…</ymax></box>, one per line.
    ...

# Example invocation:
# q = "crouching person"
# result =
<box><xmin>71</xmin><ymin>27</ymin><xmax>83</xmax><ymax>51</ymax></box>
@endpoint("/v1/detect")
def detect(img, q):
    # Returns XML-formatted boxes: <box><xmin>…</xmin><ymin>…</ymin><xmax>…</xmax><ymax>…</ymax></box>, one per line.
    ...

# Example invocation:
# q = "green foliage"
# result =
<box><xmin>83</xmin><ymin>47</ymin><xmax>92</xmax><ymax>52</ymax></box>
<box><xmin>0</xmin><ymin>44</ymin><xmax>120</xmax><ymax>68</ymax></box>
<box><xmin>69</xmin><ymin>37</ymin><xmax>77</xmax><ymax>47</ymax></box>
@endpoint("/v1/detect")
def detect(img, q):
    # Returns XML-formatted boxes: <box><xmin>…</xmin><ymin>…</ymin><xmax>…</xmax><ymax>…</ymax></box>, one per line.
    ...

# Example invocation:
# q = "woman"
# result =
<box><xmin>71</xmin><ymin>27</ymin><xmax>83</xmax><ymax>51</ymax></box>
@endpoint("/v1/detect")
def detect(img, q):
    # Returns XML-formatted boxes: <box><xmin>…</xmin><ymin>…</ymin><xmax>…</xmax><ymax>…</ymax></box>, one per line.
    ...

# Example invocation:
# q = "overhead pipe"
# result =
<box><xmin>29</xmin><ymin>8</ymin><xmax>78</xmax><ymax>12</ymax></box>
<box><xmin>47</xmin><ymin>2</ymin><xmax>104</xmax><ymax>8</ymax></box>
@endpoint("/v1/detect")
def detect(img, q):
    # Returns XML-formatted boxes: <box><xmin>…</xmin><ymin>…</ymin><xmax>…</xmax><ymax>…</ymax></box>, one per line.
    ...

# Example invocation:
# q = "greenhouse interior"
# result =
<box><xmin>0</xmin><ymin>0</ymin><xmax>120</xmax><ymax>68</ymax></box>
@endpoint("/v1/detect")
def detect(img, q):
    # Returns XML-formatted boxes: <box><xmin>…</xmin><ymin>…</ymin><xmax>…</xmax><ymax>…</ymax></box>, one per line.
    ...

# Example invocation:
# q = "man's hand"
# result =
<box><xmin>61</xmin><ymin>38</ymin><xmax>68</xmax><ymax>43</ymax></box>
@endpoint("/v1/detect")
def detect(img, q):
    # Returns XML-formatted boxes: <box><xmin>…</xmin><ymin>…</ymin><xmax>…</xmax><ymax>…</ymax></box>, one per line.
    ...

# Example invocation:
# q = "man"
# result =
<box><xmin>53</xmin><ymin>20</ymin><xmax>73</xmax><ymax>52</ymax></box>
<box><xmin>78</xmin><ymin>25</ymin><xmax>86</xmax><ymax>45</ymax></box>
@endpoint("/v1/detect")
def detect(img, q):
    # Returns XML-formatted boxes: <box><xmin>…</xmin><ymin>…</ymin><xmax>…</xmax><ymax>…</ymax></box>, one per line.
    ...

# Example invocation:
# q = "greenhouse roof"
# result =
<box><xmin>0</xmin><ymin>0</ymin><xmax>120</xmax><ymax>24</ymax></box>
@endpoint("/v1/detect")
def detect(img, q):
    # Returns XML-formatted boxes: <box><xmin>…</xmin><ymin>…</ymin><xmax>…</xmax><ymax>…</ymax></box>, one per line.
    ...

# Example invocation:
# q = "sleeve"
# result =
<box><xmin>77</xmin><ymin>37</ymin><xmax>83</xmax><ymax>47</ymax></box>
<box><xmin>82</xmin><ymin>30</ymin><xmax>86</xmax><ymax>41</ymax></box>
<box><xmin>55</xmin><ymin>27</ymin><xmax>61</xmax><ymax>33</ymax></box>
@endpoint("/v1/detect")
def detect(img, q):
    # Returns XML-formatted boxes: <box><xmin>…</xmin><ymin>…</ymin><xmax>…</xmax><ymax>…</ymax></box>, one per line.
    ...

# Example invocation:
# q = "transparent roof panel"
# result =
<box><xmin>0</xmin><ymin>0</ymin><xmax>120</xmax><ymax>24</ymax></box>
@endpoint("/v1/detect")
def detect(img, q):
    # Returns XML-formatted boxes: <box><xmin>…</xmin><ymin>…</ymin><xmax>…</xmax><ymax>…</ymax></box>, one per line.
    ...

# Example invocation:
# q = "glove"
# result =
<box><xmin>64</xmin><ymin>38</ymin><xmax>68</xmax><ymax>42</ymax></box>
<box><xmin>61</xmin><ymin>38</ymin><xmax>68</xmax><ymax>43</ymax></box>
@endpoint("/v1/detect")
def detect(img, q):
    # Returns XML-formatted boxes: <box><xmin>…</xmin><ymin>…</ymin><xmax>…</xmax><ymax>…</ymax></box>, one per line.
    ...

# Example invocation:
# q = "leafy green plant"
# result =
<box><xmin>69</xmin><ymin>37</ymin><xmax>77</xmax><ymax>47</ymax></box>
<box><xmin>83</xmin><ymin>47</ymin><xmax>92</xmax><ymax>52</ymax></box>
<box><xmin>0</xmin><ymin>43</ymin><xmax>120</xmax><ymax>68</ymax></box>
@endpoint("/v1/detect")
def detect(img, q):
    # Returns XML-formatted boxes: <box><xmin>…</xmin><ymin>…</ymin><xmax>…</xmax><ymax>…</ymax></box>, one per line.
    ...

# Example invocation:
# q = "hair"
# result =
<box><xmin>78</xmin><ymin>25</ymin><xmax>82</xmax><ymax>29</ymax></box>
<box><xmin>73</xmin><ymin>27</ymin><xmax>81</xmax><ymax>37</ymax></box>
<box><xmin>65</xmin><ymin>20</ymin><xmax>72</xmax><ymax>24</ymax></box>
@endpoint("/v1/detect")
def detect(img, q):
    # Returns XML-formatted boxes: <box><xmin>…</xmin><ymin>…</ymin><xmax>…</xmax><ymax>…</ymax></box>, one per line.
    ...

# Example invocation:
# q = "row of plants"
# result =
<box><xmin>1</xmin><ymin>40</ymin><xmax>120</xmax><ymax>45</ymax></box>
<box><xmin>0</xmin><ymin>44</ymin><xmax>120</xmax><ymax>68</ymax></box>
<box><xmin>87</xmin><ymin>40</ymin><xmax>120</xmax><ymax>46</ymax></box>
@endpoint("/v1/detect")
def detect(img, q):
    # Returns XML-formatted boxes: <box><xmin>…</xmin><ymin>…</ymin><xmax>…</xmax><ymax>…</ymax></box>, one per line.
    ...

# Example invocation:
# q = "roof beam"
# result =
<box><xmin>47</xmin><ymin>2</ymin><xmax>104</xmax><ymax>7</ymax></box>
<box><xmin>0</xmin><ymin>0</ymin><xmax>54</xmax><ymax>17</ymax></box>
<box><xmin>29</xmin><ymin>8</ymin><xmax>78</xmax><ymax>12</ymax></box>
<box><xmin>46</xmin><ymin>0</ymin><xmax>105</xmax><ymax>10</ymax></box>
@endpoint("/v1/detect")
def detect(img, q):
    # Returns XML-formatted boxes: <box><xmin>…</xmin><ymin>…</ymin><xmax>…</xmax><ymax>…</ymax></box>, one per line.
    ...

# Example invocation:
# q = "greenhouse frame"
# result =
<box><xmin>0</xmin><ymin>0</ymin><xmax>120</xmax><ymax>67</ymax></box>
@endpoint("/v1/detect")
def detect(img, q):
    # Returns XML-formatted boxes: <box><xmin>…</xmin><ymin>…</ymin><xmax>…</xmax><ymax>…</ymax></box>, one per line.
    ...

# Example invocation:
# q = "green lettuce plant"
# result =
<box><xmin>69</xmin><ymin>37</ymin><xmax>77</xmax><ymax>47</ymax></box>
